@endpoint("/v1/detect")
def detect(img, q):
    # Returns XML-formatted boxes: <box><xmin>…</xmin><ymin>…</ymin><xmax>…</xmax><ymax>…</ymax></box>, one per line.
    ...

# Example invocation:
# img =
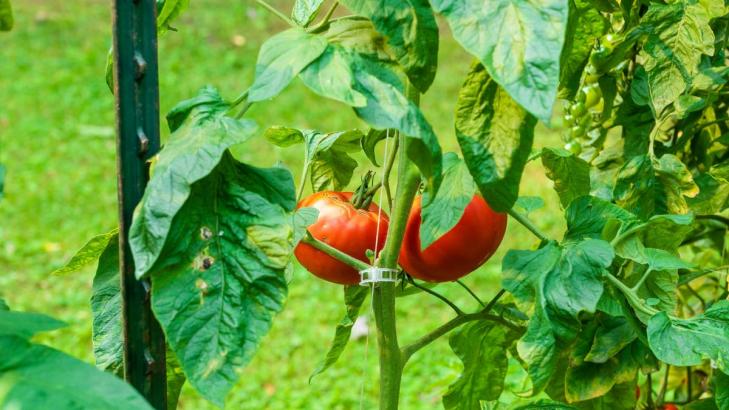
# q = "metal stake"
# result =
<box><xmin>111</xmin><ymin>0</ymin><xmax>167</xmax><ymax>408</ymax></box>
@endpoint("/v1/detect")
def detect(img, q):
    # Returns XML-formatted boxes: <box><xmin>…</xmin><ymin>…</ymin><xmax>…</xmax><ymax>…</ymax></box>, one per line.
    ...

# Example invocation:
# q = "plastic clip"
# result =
<box><xmin>359</xmin><ymin>267</ymin><xmax>399</xmax><ymax>286</ymax></box>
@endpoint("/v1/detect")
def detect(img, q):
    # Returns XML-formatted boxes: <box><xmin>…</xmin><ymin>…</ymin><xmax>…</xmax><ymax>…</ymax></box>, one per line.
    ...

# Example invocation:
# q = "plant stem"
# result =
<box><xmin>506</xmin><ymin>208</ymin><xmax>549</xmax><ymax>242</ymax></box>
<box><xmin>605</xmin><ymin>272</ymin><xmax>659</xmax><ymax>316</ymax></box>
<box><xmin>408</xmin><ymin>276</ymin><xmax>464</xmax><ymax>315</ymax></box>
<box><xmin>256</xmin><ymin>0</ymin><xmax>296</xmax><ymax>26</ymax></box>
<box><xmin>301</xmin><ymin>234</ymin><xmax>371</xmax><ymax>271</ymax></box>
<box><xmin>296</xmin><ymin>160</ymin><xmax>310</xmax><ymax>202</ymax></box>
<box><xmin>400</xmin><ymin>307</ymin><xmax>523</xmax><ymax>363</ymax></box>
<box><xmin>308</xmin><ymin>1</ymin><xmax>338</xmax><ymax>31</ymax></box>
<box><xmin>383</xmin><ymin>135</ymin><xmax>399</xmax><ymax>212</ymax></box>
<box><xmin>456</xmin><ymin>280</ymin><xmax>486</xmax><ymax>308</ymax></box>
<box><xmin>630</xmin><ymin>268</ymin><xmax>653</xmax><ymax>292</ymax></box>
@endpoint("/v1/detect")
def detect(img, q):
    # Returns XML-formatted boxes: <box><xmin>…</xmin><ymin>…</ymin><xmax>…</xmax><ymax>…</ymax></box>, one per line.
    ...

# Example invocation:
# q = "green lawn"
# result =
<box><xmin>0</xmin><ymin>1</ymin><xmax>564</xmax><ymax>408</ymax></box>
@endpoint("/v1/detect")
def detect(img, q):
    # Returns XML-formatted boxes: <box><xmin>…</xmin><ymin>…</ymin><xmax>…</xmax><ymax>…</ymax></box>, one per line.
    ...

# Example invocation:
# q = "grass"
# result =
<box><xmin>0</xmin><ymin>1</ymin><xmax>564</xmax><ymax>408</ymax></box>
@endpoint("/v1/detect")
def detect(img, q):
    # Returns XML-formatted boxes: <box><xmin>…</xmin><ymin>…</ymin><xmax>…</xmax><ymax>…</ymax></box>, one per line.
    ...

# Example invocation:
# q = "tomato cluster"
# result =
<box><xmin>295</xmin><ymin>191</ymin><xmax>507</xmax><ymax>284</ymax></box>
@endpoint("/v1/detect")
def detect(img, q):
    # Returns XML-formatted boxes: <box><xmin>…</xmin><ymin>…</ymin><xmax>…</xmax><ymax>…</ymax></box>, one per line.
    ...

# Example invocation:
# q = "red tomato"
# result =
<box><xmin>399</xmin><ymin>195</ymin><xmax>507</xmax><ymax>282</ymax></box>
<box><xmin>295</xmin><ymin>191</ymin><xmax>389</xmax><ymax>285</ymax></box>
<box><xmin>663</xmin><ymin>404</ymin><xmax>679</xmax><ymax>410</ymax></box>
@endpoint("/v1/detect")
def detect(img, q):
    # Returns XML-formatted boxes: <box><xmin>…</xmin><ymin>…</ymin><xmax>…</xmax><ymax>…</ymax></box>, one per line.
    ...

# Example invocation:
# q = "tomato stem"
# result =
<box><xmin>506</xmin><ymin>208</ymin><xmax>549</xmax><ymax>242</ymax></box>
<box><xmin>382</xmin><ymin>134</ymin><xmax>399</xmax><ymax>212</ymax></box>
<box><xmin>406</xmin><ymin>275</ymin><xmax>464</xmax><ymax>315</ymax></box>
<box><xmin>301</xmin><ymin>233</ymin><xmax>371</xmax><ymax>271</ymax></box>
<box><xmin>455</xmin><ymin>280</ymin><xmax>487</xmax><ymax>308</ymax></box>
<box><xmin>307</xmin><ymin>1</ymin><xmax>338</xmax><ymax>31</ymax></box>
<box><xmin>255</xmin><ymin>0</ymin><xmax>296</xmax><ymax>27</ymax></box>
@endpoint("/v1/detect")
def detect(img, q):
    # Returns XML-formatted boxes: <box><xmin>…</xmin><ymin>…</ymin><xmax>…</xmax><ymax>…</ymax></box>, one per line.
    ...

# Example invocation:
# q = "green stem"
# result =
<box><xmin>400</xmin><ymin>307</ymin><xmax>523</xmax><ymax>363</ymax></box>
<box><xmin>407</xmin><ymin>276</ymin><xmax>464</xmax><ymax>315</ymax></box>
<box><xmin>506</xmin><ymin>208</ymin><xmax>549</xmax><ymax>242</ymax></box>
<box><xmin>256</xmin><ymin>0</ymin><xmax>296</xmax><ymax>26</ymax></box>
<box><xmin>630</xmin><ymin>268</ymin><xmax>653</xmax><ymax>292</ymax></box>
<box><xmin>455</xmin><ymin>280</ymin><xmax>486</xmax><ymax>308</ymax></box>
<box><xmin>301</xmin><ymin>234</ymin><xmax>371</xmax><ymax>271</ymax></box>
<box><xmin>606</xmin><ymin>273</ymin><xmax>659</xmax><ymax>316</ymax></box>
<box><xmin>296</xmin><ymin>160</ymin><xmax>310</xmax><ymax>202</ymax></box>
<box><xmin>382</xmin><ymin>135</ymin><xmax>399</xmax><ymax>212</ymax></box>
<box><xmin>308</xmin><ymin>1</ymin><xmax>338</xmax><ymax>31</ymax></box>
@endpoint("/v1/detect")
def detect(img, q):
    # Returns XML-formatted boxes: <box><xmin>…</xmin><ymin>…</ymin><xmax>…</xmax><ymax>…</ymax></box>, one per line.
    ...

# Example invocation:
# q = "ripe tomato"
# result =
<box><xmin>294</xmin><ymin>191</ymin><xmax>389</xmax><ymax>285</ymax></box>
<box><xmin>399</xmin><ymin>195</ymin><xmax>507</xmax><ymax>282</ymax></box>
<box><xmin>662</xmin><ymin>404</ymin><xmax>679</xmax><ymax>410</ymax></box>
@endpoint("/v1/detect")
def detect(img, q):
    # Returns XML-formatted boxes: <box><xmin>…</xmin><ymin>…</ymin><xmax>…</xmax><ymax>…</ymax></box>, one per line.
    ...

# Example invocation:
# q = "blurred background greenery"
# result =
<box><xmin>0</xmin><ymin>1</ymin><xmax>564</xmax><ymax>408</ymax></box>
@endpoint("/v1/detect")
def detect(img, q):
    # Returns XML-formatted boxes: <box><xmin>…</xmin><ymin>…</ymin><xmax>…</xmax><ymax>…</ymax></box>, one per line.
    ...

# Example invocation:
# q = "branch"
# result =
<box><xmin>605</xmin><ymin>272</ymin><xmax>659</xmax><ymax>317</ymax></box>
<box><xmin>506</xmin><ymin>208</ymin><xmax>549</xmax><ymax>242</ymax></box>
<box><xmin>400</xmin><ymin>308</ymin><xmax>523</xmax><ymax>363</ymax></box>
<box><xmin>456</xmin><ymin>280</ymin><xmax>486</xmax><ymax>308</ymax></box>
<box><xmin>407</xmin><ymin>276</ymin><xmax>464</xmax><ymax>315</ymax></box>
<box><xmin>382</xmin><ymin>134</ymin><xmax>399</xmax><ymax>212</ymax></box>
<box><xmin>302</xmin><ymin>233</ymin><xmax>371</xmax><ymax>272</ymax></box>
<box><xmin>256</xmin><ymin>0</ymin><xmax>296</xmax><ymax>26</ymax></box>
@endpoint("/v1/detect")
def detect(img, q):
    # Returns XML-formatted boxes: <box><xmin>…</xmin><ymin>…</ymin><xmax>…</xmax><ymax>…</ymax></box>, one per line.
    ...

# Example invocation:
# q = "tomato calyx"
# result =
<box><xmin>351</xmin><ymin>171</ymin><xmax>382</xmax><ymax>210</ymax></box>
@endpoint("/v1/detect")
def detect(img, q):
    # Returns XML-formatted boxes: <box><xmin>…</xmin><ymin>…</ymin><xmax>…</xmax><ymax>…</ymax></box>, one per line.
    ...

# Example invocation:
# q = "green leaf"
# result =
<box><xmin>541</xmin><ymin>148</ymin><xmax>591</xmax><ymax>208</ymax></box>
<box><xmin>442</xmin><ymin>320</ymin><xmax>521</xmax><ymax>409</ymax></box>
<box><xmin>687</xmin><ymin>172</ymin><xmax>729</xmax><ymax>214</ymax></box>
<box><xmin>90</xmin><ymin>235</ymin><xmax>123</xmax><ymax>377</ymax></box>
<box><xmin>292</xmin><ymin>0</ymin><xmax>325</xmax><ymax>26</ymax></box>
<box><xmin>639</xmin><ymin>1</ymin><xmax>715</xmax><ymax>113</ymax></box>
<box><xmin>309</xmin><ymin>286</ymin><xmax>368</xmax><ymax>382</ymax></box>
<box><xmin>559</xmin><ymin>0</ymin><xmax>609</xmax><ymax>98</ymax></box>
<box><xmin>430</xmin><ymin>0</ymin><xmax>568</xmax><ymax>121</ymax></box>
<box><xmin>157</xmin><ymin>0</ymin><xmax>189</xmax><ymax>34</ymax></box>
<box><xmin>456</xmin><ymin>62</ymin><xmax>536</xmax><ymax>212</ymax></box>
<box><xmin>0</xmin><ymin>0</ymin><xmax>10</xmax><ymax>32</ymax></box>
<box><xmin>52</xmin><ymin>228</ymin><xmax>119</xmax><ymax>275</ymax></box>
<box><xmin>166</xmin><ymin>86</ymin><xmax>230</xmax><ymax>132</ymax></box>
<box><xmin>311</xmin><ymin>149</ymin><xmax>358</xmax><ymax>192</ymax></box>
<box><xmin>574</xmin><ymin>380</ymin><xmax>638</xmax><ymax>410</ymax></box>
<box><xmin>647</xmin><ymin>300</ymin><xmax>729</xmax><ymax>373</ymax></box>
<box><xmin>0</xmin><ymin>335</ymin><xmax>153</xmax><ymax>409</ymax></box>
<box><xmin>584</xmin><ymin>317</ymin><xmax>637</xmax><ymax>363</ymax></box>
<box><xmin>0</xmin><ymin>299</ymin><xmax>8</xmax><ymax>311</ymax></box>
<box><xmin>715</xmin><ymin>371</ymin><xmax>729</xmax><ymax>410</ymax></box>
<box><xmin>643</xmin><ymin>248</ymin><xmax>694</xmax><ymax>271</ymax></box>
<box><xmin>613</xmin><ymin>154</ymin><xmax>699</xmax><ymax>220</ymax></box>
<box><xmin>264</xmin><ymin>126</ymin><xmax>304</xmax><ymax>147</ymax></box>
<box><xmin>339</xmin><ymin>0</ymin><xmax>439</xmax><ymax>92</ymax></box>
<box><xmin>685</xmin><ymin>398</ymin><xmax>720</xmax><ymax>410</ymax></box>
<box><xmin>321</xmin><ymin>17</ymin><xmax>391</xmax><ymax>60</ymax></box>
<box><xmin>564</xmin><ymin>196</ymin><xmax>636</xmax><ymax>242</ymax></box>
<box><xmin>420</xmin><ymin>153</ymin><xmax>477</xmax><ymax>250</ymax></box>
<box><xmin>248</xmin><ymin>29</ymin><xmax>328</xmax><ymax>102</ymax></box>
<box><xmin>147</xmin><ymin>153</ymin><xmax>295</xmax><ymax>406</ymax></box>
<box><xmin>505</xmin><ymin>239</ymin><xmax>615</xmax><ymax>392</ymax></box>
<box><xmin>301</xmin><ymin>46</ymin><xmax>443</xmax><ymax>190</ymax></box>
<box><xmin>130</xmin><ymin>112</ymin><xmax>259</xmax><ymax>278</ymax></box>
<box><xmin>513</xmin><ymin>400</ymin><xmax>577</xmax><ymax>409</ymax></box>
<box><xmin>515</xmin><ymin>196</ymin><xmax>545</xmax><ymax>217</ymax></box>
<box><xmin>0</xmin><ymin>311</ymin><xmax>65</xmax><ymax>340</ymax></box>
<box><xmin>293</xmin><ymin>207</ymin><xmax>319</xmax><ymax>248</ymax></box>
<box><xmin>565</xmin><ymin>343</ymin><xmax>641</xmax><ymax>402</ymax></box>
<box><xmin>612</xmin><ymin>213</ymin><xmax>695</xmax><ymax>264</ymax></box>
<box><xmin>360</xmin><ymin>128</ymin><xmax>390</xmax><ymax>166</ymax></box>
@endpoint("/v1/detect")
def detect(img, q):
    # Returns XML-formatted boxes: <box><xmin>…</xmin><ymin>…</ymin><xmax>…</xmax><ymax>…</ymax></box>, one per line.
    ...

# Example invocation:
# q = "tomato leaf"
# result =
<box><xmin>512</xmin><ymin>400</ymin><xmax>576</xmax><ymax>409</ymax></box>
<box><xmin>504</xmin><ymin>239</ymin><xmax>615</xmax><ymax>393</ymax></box>
<box><xmin>430</xmin><ymin>0</ymin><xmax>568</xmax><ymax>121</ymax></box>
<box><xmin>456</xmin><ymin>62</ymin><xmax>536</xmax><ymax>213</ymax></box>
<box><xmin>647</xmin><ymin>300</ymin><xmax>729</xmax><ymax>373</ymax></box>
<box><xmin>443</xmin><ymin>320</ymin><xmax>521</xmax><ymax>409</ymax></box>
<box><xmin>165</xmin><ymin>350</ymin><xmax>187</xmax><ymax>410</ymax></box>
<box><xmin>0</xmin><ymin>335</ymin><xmax>154</xmax><ymax>410</ymax></box>
<box><xmin>166</xmin><ymin>86</ymin><xmax>230</xmax><ymax>132</ymax></box>
<box><xmin>0</xmin><ymin>0</ymin><xmax>12</xmax><ymax>31</ymax></box>
<box><xmin>248</xmin><ymin>29</ymin><xmax>328</xmax><ymax>102</ymax></box>
<box><xmin>687</xmin><ymin>172</ymin><xmax>729</xmax><ymax>214</ymax></box>
<box><xmin>360</xmin><ymin>128</ymin><xmax>391</xmax><ymax>166</ymax></box>
<box><xmin>564</xmin><ymin>196</ymin><xmax>636</xmax><ymax>242</ymax></box>
<box><xmin>559</xmin><ymin>0</ymin><xmax>609</xmax><ymax>99</ymax></box>
<box><xmin>613</xmin><ymin>154</ymin><xmax>699</xmax><ymax>220</ymax></box>
<box><xmin>90</xmin><ymin>234</ymin><xmax>123</xmax><ymax>377</ymax></box>
<box><xmin>0</xmin><ymin>310</ymin><xmax>66</xmax><ymax>340</ymax></box>
<box><xmin>584</xmin><ymin>316</ymin><xmax>637</xmax><ymax>363</ymax></box>
<box><xmin>310</xmin><ymin>285</ymin><xmax>368</xmax><ymax>382</ymax></box>
<box><xmin>339</xmin><ymin>0</ymin><xmax>439</xmax><ymax>92</ymax></box>
<box><xmin>715</xmin><ymin>371</ymin><xmax>729</xmax><ymax>409</ymax></box>
<box><xmin>541</xmin><ymin>148</ymin><xmax>591</xmax><ymax>209</ymax></box>
<box><xmin>565</xmin><ymin>341</ymin><xmax>644</xmax><ymax>402</ymax></box>
<box><xmin>293</xmin><ymin>207</ymin><xmax>319</xmax><ymax>248</ymax></box>
<box><xmin>130</xmin><ymin>96</ymin><xmax>259</xmax><ymax>278</ymax></box>
<box><xmin>419</xmin><ymin>153</ymin><xmax>476</xmax><ymax>250</ymax></box>
<box><xmin>639</xmin><ymin>1</ymin><xmax>714</xmax><ymax>114</ymax></box>
<box><xmin>157</xmin><ymin>0</ymin><xmax>189</xmax><ymax>34</ymax></box>
<box><xmin>572</xmin><ymin>380</ymin><xmax>639</xmax><ymax>409</ymax></box>
<box><xmin>301</xmin><ymin>46</ymin><xmax>443</xmax><ymax>191</ymax></box>
<box><xmin>291</xmin><ymin>0</ymin><xmax>325</xmax><ymax>26</ymax></box>
<box><xmin>146</xmin><ymin>153</ymin><xmax>295</xmax><ymax>406</ymax></box>
<box><xmin>52</xmin><ymin>228</ymin><xmax>119</xmax><ymax>275</ymax></box>
<box><xmin>612</xmin><ymin>213</ymin><xmax>695</xmax><ymax>262</ymax></box>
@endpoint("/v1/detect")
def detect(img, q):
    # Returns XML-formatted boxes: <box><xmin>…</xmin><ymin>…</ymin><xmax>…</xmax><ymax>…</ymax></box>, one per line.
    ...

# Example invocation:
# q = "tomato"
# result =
<box><xmin>662</xmin><ymin>404</ymin><xmax>679</xmax><ymax>410</ymax></box>
<box><xmin>295</xmin><ymin>191</ymin><xmax>389</xmax><ymax>285</ymax></box>
<box><xmin>582</xmin><ymin>84</ymin><xmax>602</xmax><ymax>109</ymax></box>
<box><xmin>399</xmin><ymin>195</ymin><xmax>507</xmax><ymax>282</ymax></box>
<box><xmin>565</xmin><ymin>141</ymin><xmax>582</xmax><ymax>155</ymax></box>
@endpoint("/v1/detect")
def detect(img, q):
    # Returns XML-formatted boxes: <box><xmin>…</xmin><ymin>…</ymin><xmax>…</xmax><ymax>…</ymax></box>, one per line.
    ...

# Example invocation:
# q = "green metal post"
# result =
<box><xmin>111</xmin><ymin>0</ymin><xmax>167</xmax><ymax>408</ymax></box>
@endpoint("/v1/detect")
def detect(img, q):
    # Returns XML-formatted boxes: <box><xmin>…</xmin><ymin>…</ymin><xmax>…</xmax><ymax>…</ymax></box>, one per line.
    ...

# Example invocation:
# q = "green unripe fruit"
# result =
<box><xmin>565</xmin><ymin>141</ymin><xmax>582</xmax><ymax>155</ymax></box>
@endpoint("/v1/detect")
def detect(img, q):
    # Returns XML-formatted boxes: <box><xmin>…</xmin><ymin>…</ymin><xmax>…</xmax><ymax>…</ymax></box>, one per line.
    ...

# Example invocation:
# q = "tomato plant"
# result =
<box><xmin>399</xmin><ymin>195</ymin><xmax>507</xmax><ymax>282</ymax></box>
<box><xmin>5</xmin><ymin>0</ymin><xmax>729</xmax><ymax>408</ymax></box>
